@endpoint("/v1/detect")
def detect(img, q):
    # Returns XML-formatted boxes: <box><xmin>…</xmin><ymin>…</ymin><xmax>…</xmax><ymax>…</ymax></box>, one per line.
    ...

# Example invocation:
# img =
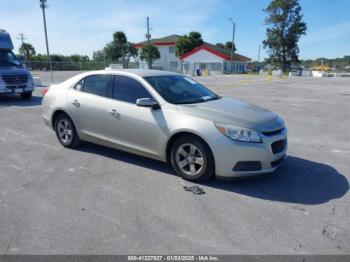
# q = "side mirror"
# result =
<box><xmin>136</xmin><ymin>98</ymin><xmax>160</xmax><ymax>110</ymax></box>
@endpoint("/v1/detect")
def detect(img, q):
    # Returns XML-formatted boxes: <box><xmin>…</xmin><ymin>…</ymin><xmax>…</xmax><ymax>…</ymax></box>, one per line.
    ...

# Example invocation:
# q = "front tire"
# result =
<box><xmin>54</xmin><ymin>114</ymin><xmax>80</xmax><ymax>148</ymax></box>
<box><xmin>21</xmin><ymin>92</ymin><xmax>32</xmax><ymax>99</ymax></box>
<box><xmin>170</xmin><ymin>135</ymin><xmax>214</xmax><ymax>182</ymax></box>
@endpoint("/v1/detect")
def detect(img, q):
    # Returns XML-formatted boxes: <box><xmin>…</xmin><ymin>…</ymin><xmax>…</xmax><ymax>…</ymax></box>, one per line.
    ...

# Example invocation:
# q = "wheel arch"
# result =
<box><xmin>51</xmin><ymin>109</ymin><xmax>71</xmax><ymax>131</ymax></box>
<box><xmin>165</xmin><ymin>131</ymin><xmax>214</xmax><ymax>164</ymax></box>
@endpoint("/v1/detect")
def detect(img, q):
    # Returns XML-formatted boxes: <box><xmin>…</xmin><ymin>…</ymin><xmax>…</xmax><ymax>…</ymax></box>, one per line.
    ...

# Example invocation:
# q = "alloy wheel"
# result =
<box><xmin>57</xmin><ymin>119</ymin><xmax>73</xmax><ymax>145</ymax></box>
<box><xmin>175</xmin><ymin>143</ymin><xmax>204</xmax><ymax>176</ymax></box>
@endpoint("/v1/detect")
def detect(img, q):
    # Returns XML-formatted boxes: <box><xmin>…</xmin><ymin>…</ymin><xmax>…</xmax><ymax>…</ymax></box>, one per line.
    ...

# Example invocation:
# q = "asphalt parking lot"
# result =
<box><xmin>0</xmin><ymin>73</ymin><xmax>349</xmax><ymax>254</ymax></box>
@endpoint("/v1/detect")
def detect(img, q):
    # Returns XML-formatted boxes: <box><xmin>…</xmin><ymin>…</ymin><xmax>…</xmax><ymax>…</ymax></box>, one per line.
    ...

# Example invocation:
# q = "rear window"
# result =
<box><xmin>74</xmin><ymin>74</ymin><xmax>113</xmax><ymax>98</ymax></box>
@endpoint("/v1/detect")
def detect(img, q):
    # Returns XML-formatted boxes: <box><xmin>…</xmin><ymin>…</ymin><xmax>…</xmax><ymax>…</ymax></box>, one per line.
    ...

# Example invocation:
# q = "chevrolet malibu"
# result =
<box><xmin>42</xmin><ymin>69</ymin><xmax>287</xmax><ymax>181</ymax></box>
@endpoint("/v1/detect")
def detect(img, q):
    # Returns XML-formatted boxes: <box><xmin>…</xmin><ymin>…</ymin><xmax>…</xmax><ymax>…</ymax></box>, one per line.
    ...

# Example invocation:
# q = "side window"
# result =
<box><xmin>114</xmin><ymin>75</ymin><xmax>153</xmax><ymax>104</ymax></box>
<box><xmin>81</xmin><ymin>75</ymin><xmax>113</xmax><ymax>98</ymax></box>
<box><xmin>73</xmin><ymin>79</ymin><xmax>84</xmax><ymax>91</ymax></box>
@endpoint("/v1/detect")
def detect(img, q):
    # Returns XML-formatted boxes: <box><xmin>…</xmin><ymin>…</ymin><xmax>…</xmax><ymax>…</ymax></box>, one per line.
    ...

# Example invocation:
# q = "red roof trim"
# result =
<box><xmin>153</xmin><ymin>42</ymin><xmax>176</xmax><ymax>46</ymax></box>
<box><xmin>180</xmin><ymin>45</ymin><xmax>231</xmax><ymax>60</ymax></box>
<box><xmin>134</xmin><ymin>42</ymin><xmax>176</xmax><ymax>48</ymax></box>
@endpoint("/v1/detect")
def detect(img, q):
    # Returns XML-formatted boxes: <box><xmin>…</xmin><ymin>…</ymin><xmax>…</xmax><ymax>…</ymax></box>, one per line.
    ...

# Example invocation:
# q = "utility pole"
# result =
<box><xmin>229</xmin><ymin>18</ymin><xmax>236</xmax><ymax>73</ymax></box>
<box><xmin>146</xmin><ymin>17</ymin><xmax>151</xmax><ymax>69</ymax></box>
<box><xmin>40</xmin><ymin>0</ymin><xmax>53</xmax><ymax>83</ymax></box>
<box><xmin>17</xmin><ymin>33</ymin><xmax>26</xmax><ymax>46</ymax></box>
<box><xmin>17</xmin><ymin>33</ymin><xmax>27</xmax><ymax>65</ymax></box>
<box><xmin>257</xmin><ymin>44</ymin><xmax>261</xmax><ymax>74</ymax></box>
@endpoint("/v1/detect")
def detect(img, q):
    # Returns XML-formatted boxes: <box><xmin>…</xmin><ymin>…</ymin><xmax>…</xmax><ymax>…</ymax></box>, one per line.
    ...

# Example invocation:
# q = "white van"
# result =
<box><xmin>0</xmin><ymin>29</ymin><xmax>34</xmax><ymax>99</ymax></box>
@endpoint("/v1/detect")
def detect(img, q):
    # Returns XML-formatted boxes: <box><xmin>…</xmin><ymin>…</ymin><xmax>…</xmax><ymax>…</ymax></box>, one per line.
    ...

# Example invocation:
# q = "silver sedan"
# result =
<box><xmin>42</xmin><ymin>69</ymin><xmax>287</xmax><ymax>181</ymax></box>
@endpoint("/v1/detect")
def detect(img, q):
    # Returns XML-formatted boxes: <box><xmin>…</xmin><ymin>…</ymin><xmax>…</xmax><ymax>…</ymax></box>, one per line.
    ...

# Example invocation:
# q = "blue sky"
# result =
<box><xmin>1</xmin><ymin>0</ymin><xmax>349</xmax><ymax>60</ymax></box>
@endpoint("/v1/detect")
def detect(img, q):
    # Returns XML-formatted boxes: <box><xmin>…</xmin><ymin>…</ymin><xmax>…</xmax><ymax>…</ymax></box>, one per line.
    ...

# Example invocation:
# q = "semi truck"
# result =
<box><xmin>0</xmin><ymin>29</ymin><xmax>34</xmax><ymax>99</ymax></box>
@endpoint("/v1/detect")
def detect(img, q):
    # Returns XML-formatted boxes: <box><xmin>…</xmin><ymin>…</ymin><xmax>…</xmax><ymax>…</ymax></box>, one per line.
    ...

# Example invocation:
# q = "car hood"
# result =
<box><xmin>0</xmin><ymin>66</ymin><xmax>29</xmax><ymax>75</ymax></box>
<box><xmin>177</xmin><ymin>97</ymin><xmax>284</xmax><ymax>131</ymax></box>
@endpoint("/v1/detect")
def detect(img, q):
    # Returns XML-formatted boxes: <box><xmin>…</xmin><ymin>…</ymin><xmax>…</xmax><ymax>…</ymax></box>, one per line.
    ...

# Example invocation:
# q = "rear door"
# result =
<box><xmin>67</xmin><ymin>74</ymin><xmax>117</xmax><ymax>142</ymax></box>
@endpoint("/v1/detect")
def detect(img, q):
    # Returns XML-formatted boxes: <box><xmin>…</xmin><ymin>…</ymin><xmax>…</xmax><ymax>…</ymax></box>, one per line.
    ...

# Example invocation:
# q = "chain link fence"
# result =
<box><xmin>24</xmin><ymin>61</ymin><xmax>140</xmax><ymax>85</ymax></box>
<box><xmin>25</xmin><ymin>60</ymin><xmax>107</xmax><ymax>72</ymax></box>
<box><xmin>25</xmin><ymin>60</ymin><xmax>239</xmax><ymax>85</ymax></box>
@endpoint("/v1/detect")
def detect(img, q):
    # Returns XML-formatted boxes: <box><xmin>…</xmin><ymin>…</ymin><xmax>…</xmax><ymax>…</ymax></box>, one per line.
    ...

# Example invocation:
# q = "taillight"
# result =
<box><xmin>42</xmin><ymin>87</ymin><xmax>49</xmax><ymax>96</ymax></box>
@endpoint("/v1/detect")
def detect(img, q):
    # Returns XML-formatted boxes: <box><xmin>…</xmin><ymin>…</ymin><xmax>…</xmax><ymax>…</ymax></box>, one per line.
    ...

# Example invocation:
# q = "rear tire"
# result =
<box><xmin>170</xmin><ymin>135</ymin><xmax>214</xmax><ymax>182</ymax></box>
<box><xmin>21</xmin><ymin>92</ymin><xmax>32</xmax><ymax>99</ymax></box>
<box><xmin>54</xmin><ymin>114</ymin><xmax>80</xmax><ymax>148</ymax></box>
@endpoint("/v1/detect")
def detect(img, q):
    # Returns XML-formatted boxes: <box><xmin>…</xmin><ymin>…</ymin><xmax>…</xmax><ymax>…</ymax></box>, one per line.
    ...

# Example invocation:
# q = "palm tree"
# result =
<box><xmin>19</xmin><ymin>43</ymin><xmax>36</xmax><ymax>61</ymax></box>
<box><xmin>140</xmin><ymin>45</ymin><xmax>160</xmax><ymax>69</ymax></box>
<box><xmin>104</xmin><ymin>31</ymin><xmax>137</xmax><ymax>68</ymax></box>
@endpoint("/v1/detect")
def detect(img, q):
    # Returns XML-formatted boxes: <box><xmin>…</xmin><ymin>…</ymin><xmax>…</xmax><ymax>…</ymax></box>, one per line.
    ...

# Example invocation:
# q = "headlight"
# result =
<box><xmin>214</xmin><ymin>122</ymin><xmax>262</xmax><ymax>143</ymax></box>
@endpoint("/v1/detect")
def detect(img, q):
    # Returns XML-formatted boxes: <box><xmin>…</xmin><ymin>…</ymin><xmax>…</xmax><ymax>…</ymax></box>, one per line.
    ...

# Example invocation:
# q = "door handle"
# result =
<box><xmin>108</xmin><ymin>109</ymin><xmax>120</xmax><ymax>118</ymax></box>
<box><xmin>72</xmin><ymin>100</ymin><xmax>80</xmax><ymax>107</ymax></box>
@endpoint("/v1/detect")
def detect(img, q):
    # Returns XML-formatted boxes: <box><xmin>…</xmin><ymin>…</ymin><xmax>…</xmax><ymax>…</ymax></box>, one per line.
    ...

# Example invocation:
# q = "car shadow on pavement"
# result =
<box><xmin>0</xmin><ymin>94</ymin><xmax>42</xmax><ymax>107</ymax></box>
<box><xmin>76</xmin><ymin>143</ymin><xmax>348</xmax><ymax>205</ymax></box>
<box><xmin>76</xmin><ymin>142</ymin><xmax>175</xmax><ymax>175</ymax></box>
<box><xmin>204</xmin><ymin>156</ymin><xmax>349</xmax><ymax>205</ymax></box>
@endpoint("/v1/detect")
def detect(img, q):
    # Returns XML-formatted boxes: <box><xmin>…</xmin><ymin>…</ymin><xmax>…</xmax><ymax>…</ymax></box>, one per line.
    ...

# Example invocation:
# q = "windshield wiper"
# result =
<box><xmin>175</xmin><ymin>95</ymin><xmax>221</xmax><ymax>105</ymax></box>
<box><xmin>203</xmin><ymin>95</ymin><xmax>222</xmax><ymax>102</ymax></box>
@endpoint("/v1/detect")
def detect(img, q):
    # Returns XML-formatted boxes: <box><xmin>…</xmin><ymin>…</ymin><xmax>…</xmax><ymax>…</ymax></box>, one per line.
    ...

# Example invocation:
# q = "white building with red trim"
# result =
<box><xmin>134</xmin><ymin>34</ymin><xmax>181</xmax><ymax>71</ymax></box>
<box><xmin>134</xmin><ymin>35</ymin><xmax>251</xmax><ymax>75</ymax></box>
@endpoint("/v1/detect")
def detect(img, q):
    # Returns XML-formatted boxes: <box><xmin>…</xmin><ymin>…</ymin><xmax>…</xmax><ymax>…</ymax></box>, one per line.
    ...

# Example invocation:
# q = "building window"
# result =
<box><xmin>170</xmin><ymin>61</ymin><xmax>178</xmax><ymax>69</ymax></box>
<box><xmin>209</xmin><ymin>63</ymin><xmax>222</xmax><ymax>71</ymax></box>
<box><xmin>169</xmin><ymin>46</ymin><xmax>176</xmax><ymax>54</ymax></box>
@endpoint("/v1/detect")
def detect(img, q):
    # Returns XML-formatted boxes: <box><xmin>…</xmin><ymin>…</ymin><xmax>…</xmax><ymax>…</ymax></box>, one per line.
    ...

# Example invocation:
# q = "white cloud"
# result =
<box><xmin>301</xmin><ymin>22</ymin><xmax>350</xmax><ymax>45</ymax></box>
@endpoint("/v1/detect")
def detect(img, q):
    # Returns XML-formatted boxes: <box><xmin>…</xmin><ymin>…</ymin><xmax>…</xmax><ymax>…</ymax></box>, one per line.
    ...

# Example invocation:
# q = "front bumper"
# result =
<box><xmin>0</xmin><ymin>75</ymin><xmax>34</xmax><ymax>94</ymax></box>
<box><xmin>0</xmin><ymin>84</ymin><xmax>34</xmax><ymax>94</ymax></box>
<box><xmin>211</xmin><ymin>129</ymin><xmax>288</xmax><ymax>178</ymax></box>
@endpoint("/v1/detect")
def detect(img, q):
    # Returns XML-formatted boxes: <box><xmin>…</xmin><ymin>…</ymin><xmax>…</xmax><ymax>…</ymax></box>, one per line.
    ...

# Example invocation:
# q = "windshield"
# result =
<box><xmin>0</xmin><ymin>50</ymin><xmax>22</xmax><ymax>67</ymax></box>
<box><xmin>144</xmin><ymin>75</ymin><xmax>220</xmax><ymax>104</ymax></box>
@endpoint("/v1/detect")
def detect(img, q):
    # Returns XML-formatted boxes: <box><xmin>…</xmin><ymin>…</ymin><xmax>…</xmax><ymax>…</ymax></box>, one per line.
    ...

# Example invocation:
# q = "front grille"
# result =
<box><xmin>271</xmin><ymin>155</ymin><xmax>286</xmax><ymax>167</ymax></box>
<box><xmin>233</xmin><ymin>161</ymin><xmax>262</xmax><ymax>172</ymax></box>
<box><xmin>261</xmin><ymin>128</ymin><xmax>284</xmax><ymax>136</ymax></box>
<box><xmin>1</xmin><ymin>75</ymin><xmax>28</xmax><ymax>85</ymax></box>
<box><xmin>271</xmin><ymin>139</ymin><xmax>286</xmax><ymax>154</ymax></box>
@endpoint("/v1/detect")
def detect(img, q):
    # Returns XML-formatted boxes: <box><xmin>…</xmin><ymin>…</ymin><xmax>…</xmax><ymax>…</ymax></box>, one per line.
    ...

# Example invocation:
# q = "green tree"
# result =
<box><xmin>69</xmin><ymin>54</ymin><xmax>89</xmax><ymax>62</ymax></box>
<box><xmin>215</xmin><ymin>43</ymin><xmax>225</xmax><ymax>49</ymax></box>
<box><xmin>188</xmin><ymin>32</ymin><xmax>203</xmax><ymax>48</ymax></box>
<box><xmin>104</xmin><ymin>31</ymin><xmax>137</xmax><ymax>68</ymax></box>
<box><xmin>175</xmin><ymin>31</ymin><xmax>204</xmax><ymax>57</ymax></box>
<box><xmin>215</xmin><ymin>42</ymin><xmax>237</xmax><ymax>52</ymax></box>
<box><xmin>19</xmin><ymin>42</ymin><xmax>36</xmax><ymax>60</ymax></box>
<box><xmin>140</xmin><ymin>45</ymin><xmax>160</xmax><ymax>69</ymax></box>
<box><xmin>93</xmin><ymin>50</ymin><xmax>106</xmax><ymax>62</ymax></box>
<box><xmin>225</xmin><ymin>41</ymin><xmax>236</xmax><ymax>53</ymax></box>
<box><xmin>263</xmin><ymin>0</ymin><xmax>307</xmax><ymax>72</ymax></box>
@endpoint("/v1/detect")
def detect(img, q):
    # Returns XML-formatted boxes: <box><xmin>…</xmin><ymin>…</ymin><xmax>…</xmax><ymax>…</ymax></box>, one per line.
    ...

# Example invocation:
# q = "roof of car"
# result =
<box><xmin>92</xmin><ymin>69</ymin><xmax>181</xmax><ymax>77</ymax></box>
